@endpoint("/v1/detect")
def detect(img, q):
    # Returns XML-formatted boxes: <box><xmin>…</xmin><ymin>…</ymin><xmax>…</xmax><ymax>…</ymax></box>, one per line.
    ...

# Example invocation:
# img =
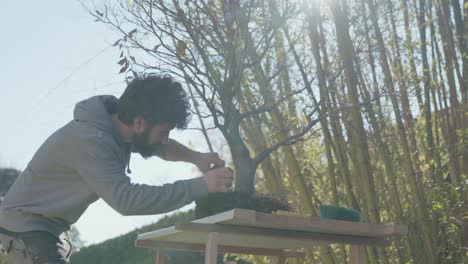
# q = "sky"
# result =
<box><xmin>0</xmin><ymin>0</ymin><xmax>225</xmax><ymax>246</ymax></box>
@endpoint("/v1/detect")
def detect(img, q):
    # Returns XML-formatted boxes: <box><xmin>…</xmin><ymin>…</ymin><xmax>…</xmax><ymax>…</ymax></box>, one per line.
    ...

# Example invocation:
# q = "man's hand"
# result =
<box><xmin>202</xmin><ymin>167</ymin><xmax>234</xmax><ymax>192</ymax></box>
<box><xmin>193</xmin><ymin>152</ymin><xmax>226</xmax><ymax>172</ymax></box>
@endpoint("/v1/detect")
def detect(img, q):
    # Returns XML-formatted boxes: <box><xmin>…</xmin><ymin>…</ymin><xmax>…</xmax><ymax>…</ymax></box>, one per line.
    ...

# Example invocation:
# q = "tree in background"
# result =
<box><xmin>0</xmin><ymin>168</ymin><xmax>20</xmax><ymax>202</ymax></box>
<box><xmin>91</xmin><ymin>0</ymin><xmax>321</xmax><ymax>197</ymax></box>
<box><xmin>89</xmin><ymin>0</ymin><xmax>467</xmax><ymax>263</ymax></box>
<box><xmin>70</xmin><ymin>226</ymin><xmax>85</xmax><ymax>252</ymax></box>
<box><xmin>0</xmin><ymin>168</ymin><xmax>20</xmax><ymax>264</ymax></box>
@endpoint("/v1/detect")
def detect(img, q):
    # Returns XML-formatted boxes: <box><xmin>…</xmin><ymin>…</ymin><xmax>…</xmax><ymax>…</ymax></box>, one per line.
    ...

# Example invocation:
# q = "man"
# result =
<box><xmin>0</xmin><ymin>75</ymin><xmax>234</xmax><ymax>263</ymax></box>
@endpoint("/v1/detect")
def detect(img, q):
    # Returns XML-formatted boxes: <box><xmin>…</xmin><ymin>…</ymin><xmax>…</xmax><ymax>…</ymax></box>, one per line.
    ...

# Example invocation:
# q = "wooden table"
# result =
<box><xmin>135</xmin><ymin>209</ymin><xmax>407</xmax><ymax>264</ymax></box>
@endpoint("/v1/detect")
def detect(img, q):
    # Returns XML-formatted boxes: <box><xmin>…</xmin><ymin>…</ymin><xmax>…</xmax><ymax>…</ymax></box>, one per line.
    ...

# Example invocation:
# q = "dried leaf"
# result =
<box><xmin>177</xmin><ymin>9</ymin><xmax>185</xmax><ymax>20</ymax></box>
<box><xmin>117</xmin><ymin>58</ymin><xmax>127</xmax><ymax>66</ymax></box>
<box><xmin>176</xmin><ymin>40</ymin><xmax>186</xmax><ymax>57</ymax></box>
<box><xmin>112</xmin><ymin>39</ymin><xmax>121</xmax><ymax>46</ymax></box>
<box><xmin>153</xmin><ymin>44</ymin><xmax>161</xmax><ymax>51</ymax></box>
<box><xmin>128</xmin><ymin>29</ymin><xmax>137</xmax><ymax>38</ymax></box>
<box><xmin>118</xmin><ymin>63</ymin><xmax>129</xmax><ymax>74</ymax></box>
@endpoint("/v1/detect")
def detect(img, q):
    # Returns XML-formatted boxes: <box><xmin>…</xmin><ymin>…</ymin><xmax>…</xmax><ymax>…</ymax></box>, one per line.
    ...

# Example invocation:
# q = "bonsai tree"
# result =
<box><xmin>91</xmin><ymin>0</ymin><xmax>320</xmax><ymax>216</ymax></box>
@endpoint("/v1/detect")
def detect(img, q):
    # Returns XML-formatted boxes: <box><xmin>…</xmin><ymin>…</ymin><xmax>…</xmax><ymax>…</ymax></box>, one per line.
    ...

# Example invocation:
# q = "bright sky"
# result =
<box><xmin>0</xmin><ymin>0</ymin><xmax>226</xmax><ymax>246</ymax></box>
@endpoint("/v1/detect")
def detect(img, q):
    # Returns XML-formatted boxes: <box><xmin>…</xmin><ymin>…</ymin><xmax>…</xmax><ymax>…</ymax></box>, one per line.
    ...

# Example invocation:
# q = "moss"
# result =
<box><xmin>195</xmin><ymin>191</ymin><xmax>290</xmax><ymax>219</ymax></box>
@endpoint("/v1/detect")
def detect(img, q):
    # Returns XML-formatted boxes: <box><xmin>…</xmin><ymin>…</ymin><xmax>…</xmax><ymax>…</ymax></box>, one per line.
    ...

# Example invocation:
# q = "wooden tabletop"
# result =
<box><xmin>135</xmin><ymin>209</ymin><xmax>407</xmax><ymax>251</ymax></box>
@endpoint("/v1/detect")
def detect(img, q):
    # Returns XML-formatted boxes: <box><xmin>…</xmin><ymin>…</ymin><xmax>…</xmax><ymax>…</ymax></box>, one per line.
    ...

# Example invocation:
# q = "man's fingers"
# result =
<box><xmin>222</xmin><ymin>167</ymin><xmax>233</xmax><ymax>177</ymax></box>
<box><xmin>212</xmin><ymin>167</ymin><xmax>234</xmax><ymax>178</ymax></box>
<box><xmin>203</xmin><ymin>166</ymin><xmax>234</xmax><ymax>193</ymax></box>
<box><xmin>218</xmin><ymin>181</ymin><xmax>232</xmax><ymax>191</ymax></box>
<box><xmin>217</xmin><ymin>185</ymin><xmax>228</xmax><ymax>192</ymax></box>
<box><xmin>215</xmin><ymin>177</ymin><xmax>233</xmax><ymax>191</ymax></box>
<box><xmin>225</xmin><ymin>181</ymin><xmax>233</xmax><ymax>188</ymax></box>
<box><xmin>221</xmin><ymin>177</ymin><xmax>233</xmax><ymax>184</ymax></box>
<box><xmin>215</xmin><ymin>177</ymin><xmax>232</xmax><ymax>185</ymax></box>
<box><xmin>221</xmin><ymin>172</ymin><xmax>233</xmax><ymax>180</ymax></box>
<box><xmin>210</xmin><ymin>153</ymin><xmax>226</xmax><ymax>167</ymax></box>
<box><xmin>218</xmin><ymin>170</ymin><xmax>233</xmax><ymax>178</ymax></box>
<box><xmin>213</xmin><ymin>159</ymin><xmax>225</xmax><ymax>168</ymax></box>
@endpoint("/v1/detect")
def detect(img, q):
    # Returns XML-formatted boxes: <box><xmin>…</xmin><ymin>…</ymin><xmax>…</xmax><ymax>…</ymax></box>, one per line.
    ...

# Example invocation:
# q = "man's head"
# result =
<box><xmin>117</xmin><ymin>75</ymin><xmax>191</xmax><ymax>157</ymax></box>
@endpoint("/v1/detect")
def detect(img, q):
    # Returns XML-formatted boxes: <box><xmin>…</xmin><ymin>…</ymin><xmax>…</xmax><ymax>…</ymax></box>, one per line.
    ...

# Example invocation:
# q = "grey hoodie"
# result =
<box><xmin>0</xmin><ymin>95</ymin><xmax>208</xmax><ymax>237</ymax></box>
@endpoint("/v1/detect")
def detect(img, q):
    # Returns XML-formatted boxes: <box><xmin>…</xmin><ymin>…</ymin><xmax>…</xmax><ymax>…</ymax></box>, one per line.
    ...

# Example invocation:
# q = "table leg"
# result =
<box><xmin>156</xmin><ymin>248</ymin><xmax>166</xmax><ymax>264</ymax></box>
<box><xmin>205</xmin><ymin>232</ymin><xmax>219</xmax><ymax>264</ymax></box>
<box><xmin>349</xmin><ymin>245</ymin><xmax>365</xmax><ymax>264</ymax></box>
<box><xmin>269</xmin><ymin>256</ymin><xmax>286</xmax><ymax>264</ymax></box>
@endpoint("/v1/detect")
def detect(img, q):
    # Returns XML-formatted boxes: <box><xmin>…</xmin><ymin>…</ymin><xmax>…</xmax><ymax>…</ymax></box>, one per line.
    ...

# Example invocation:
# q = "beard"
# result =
<box><xmin>132</xmin><ymin>128</ymin><xmax>161</xmax><ymax>159</ymax></box>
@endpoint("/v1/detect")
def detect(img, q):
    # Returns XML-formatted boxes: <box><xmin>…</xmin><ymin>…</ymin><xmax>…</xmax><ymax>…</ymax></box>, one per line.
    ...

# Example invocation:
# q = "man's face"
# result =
<box><xmin>132</xmin><ymin>122</ymin><xmax>173</xmax><ymax>158</ymax></box>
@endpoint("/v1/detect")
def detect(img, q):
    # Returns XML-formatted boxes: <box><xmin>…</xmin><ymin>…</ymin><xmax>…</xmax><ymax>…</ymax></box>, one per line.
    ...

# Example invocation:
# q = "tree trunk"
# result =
<box><xmin>366</xmin><ymin>0</ymin><xmax>436</xmax><ymax>261</ymax></box>
<box><xmin>239</xmin><ymin>86</ymin><xmax>284</xmax><ymax>194</ymax></box>
<box><xmin>436</xmin><ymin>0</ymin><xmax>462</xmax><ymax>187</ymax></box>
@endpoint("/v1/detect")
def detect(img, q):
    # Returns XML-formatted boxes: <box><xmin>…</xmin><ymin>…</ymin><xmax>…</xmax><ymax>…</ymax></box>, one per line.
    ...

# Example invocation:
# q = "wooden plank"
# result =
<box><xmin>207</xmin><ymin>209</ymin><xmax>408</xmax><ymax>238</ymax></box>
<box><xmin>144</xmin><ymin>229</ymin><xmax>320</xmax><ymax>249</ymax></box>
<box><xmin>278</xmin><ymin>256</ymin><xmax>286</xmax><ymax>264</ymax></box>
<box><xmin>137</xmin><ymin>210</ymin><xmax>407</xmax><ymax>244</ymax></box>
<box><xmin>269</xmin><ymin>256</ymin><xmax>286</xmax><ymax>264</ymax></box>
<box><xmin>135</xmin><ymin>239</ymin><xmax>155</xmax><ymax>248</ymax></box>
<box><xmin>193</xmin><ymin>209</ymin><xmax>240</xmax><ymax>224</ymax></box>
<box><xmin>137</xmin><ymin>226</ymin><xmax>178</xmax><ymax>241</ymax></box>
<box><xmin>135</xmin><ymin>240</ymin><xmax>306</xmax><ymax>258</ymax></box>
<box><xmin>205</xmin><ymin>232</ymin><xmax>219</xmax><ymax>264</ymax></box>
<box><xmin>175</xmin><ymin>222</ymin><xmax>391</xmax><ymax>246</ymax></box>
<box><xmin>349</xmin><ymin>245</ymin><xmax>366</xmax><ymax>264</ymax></box>
<box><xmin>156</xmin><ymin>249</ymin><xmax>166</xmax><ymax>264</ymax></box>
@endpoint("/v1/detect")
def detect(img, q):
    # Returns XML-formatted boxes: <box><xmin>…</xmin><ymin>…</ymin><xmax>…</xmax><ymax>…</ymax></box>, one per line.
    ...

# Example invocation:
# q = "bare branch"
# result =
<box><xmin>238</xmin><ymin>87</ymin><xmax>306</xmax><ymax>121</ymax></box>
<box><xmin>252</xmin><ymin>105</ymin><xmax>321</xmax><ymax>170</ymax></box>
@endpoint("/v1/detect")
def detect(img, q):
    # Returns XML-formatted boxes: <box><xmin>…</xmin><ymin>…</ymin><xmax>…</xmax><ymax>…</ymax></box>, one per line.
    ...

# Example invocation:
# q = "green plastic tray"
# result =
<box><xmin>319</xmin><ymin>205</ymin><xmax>362</xmax><ymax>222</ymax></box>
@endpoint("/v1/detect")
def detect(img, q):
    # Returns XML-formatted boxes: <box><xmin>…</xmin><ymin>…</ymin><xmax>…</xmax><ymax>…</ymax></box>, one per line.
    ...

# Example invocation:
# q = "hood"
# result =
<box><xmin>73</xmin><ymin>95</ymin><xmax>132</xmax><ymax>173</ymax></box>
<box><xmin>73</xmin><ymin>95</ymin><xmax>118</xmax><ymax>134</ymax></box>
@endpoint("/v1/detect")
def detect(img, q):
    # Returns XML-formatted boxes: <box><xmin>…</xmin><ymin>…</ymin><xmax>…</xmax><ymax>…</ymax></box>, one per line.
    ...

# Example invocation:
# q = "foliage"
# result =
<box><xmin>195</xmin><ymin>191</ymin><xmax>290</xmax><ymax>218</ymax></box>
<box><xmin>71</xmin><ymin>210</ymin><xmax>195</xmax><ymax>264</ymax></box>
<box><xmin>0</xmin><ymin>168</ymin><xmax>20</xmax><ymax>264</ymax></box>
<box><xmin>87</xmin><ymin>0</ymin><xmax>467</xmax><ymax>263</ymax></box>
<box><xmin>0</xmin><ymin>168</ymin><xmax>20</xmax><ymax>202</ymax></box>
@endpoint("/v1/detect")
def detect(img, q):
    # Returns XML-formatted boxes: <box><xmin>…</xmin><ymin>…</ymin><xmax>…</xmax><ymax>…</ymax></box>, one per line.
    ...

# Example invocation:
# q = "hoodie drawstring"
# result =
<box><xmin>126</xmin><ymin>153</ymin><xmax>132</xmax><ymax>174</ymax></box>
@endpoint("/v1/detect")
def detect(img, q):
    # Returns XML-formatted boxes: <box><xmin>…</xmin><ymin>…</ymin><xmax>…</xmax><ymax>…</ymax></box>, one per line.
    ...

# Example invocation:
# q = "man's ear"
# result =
<box><xmin>132</xmin><ymin>116</ymin><xmax>148</xmax><ymax>133</ymax></box>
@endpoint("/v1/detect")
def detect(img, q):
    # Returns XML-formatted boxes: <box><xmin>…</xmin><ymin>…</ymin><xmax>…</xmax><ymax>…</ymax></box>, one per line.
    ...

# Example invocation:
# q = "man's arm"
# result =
<box><xmin>74</xmin><ymin>137</ymin><xmax>210</xmax><ymax>216</ymax></box>
<box><xmin>154</xmin><ymin>138</ymin><xmax>198</xmax><ymax>163</ymax></box>
<box><xmin>154</xmin><ymin>139</ymin><xmax>225</xmax><ymax>172</ymax></box>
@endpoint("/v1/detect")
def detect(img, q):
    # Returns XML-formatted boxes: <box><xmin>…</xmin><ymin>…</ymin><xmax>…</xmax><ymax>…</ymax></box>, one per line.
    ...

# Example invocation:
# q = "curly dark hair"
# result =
<box><xmin>117</xmin><ymin>75</ymin><xmax>191</xmax><ymax>129</ymax></box>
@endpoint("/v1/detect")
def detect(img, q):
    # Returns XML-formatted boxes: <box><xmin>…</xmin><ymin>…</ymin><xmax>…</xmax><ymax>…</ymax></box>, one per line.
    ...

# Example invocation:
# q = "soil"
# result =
<box><xmin>194</xmin><ymin>191</ymin><xmax>291</xmax><ymax>219</ymax></box>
